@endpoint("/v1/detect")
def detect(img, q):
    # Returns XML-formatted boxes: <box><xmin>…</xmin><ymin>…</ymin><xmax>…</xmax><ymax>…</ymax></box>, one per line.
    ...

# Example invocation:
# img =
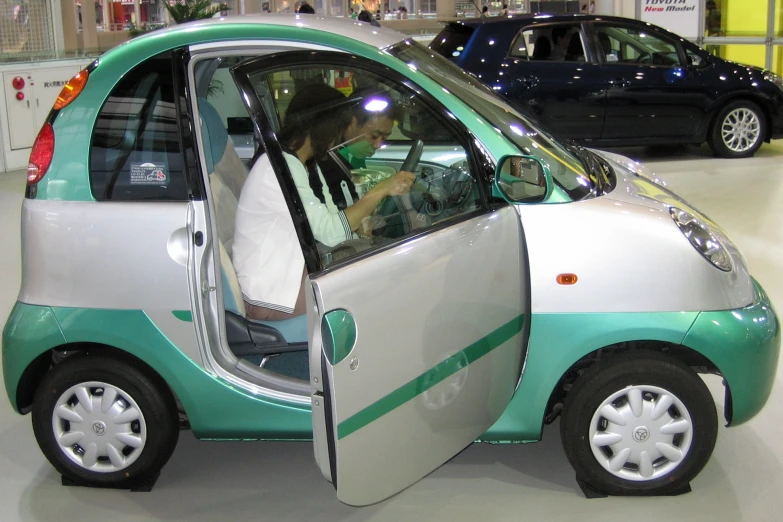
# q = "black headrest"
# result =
<box><xmin>567</xmin><ymin>33</ymin><xmax>583</xmax><ymax>56</ymax></box>
<box><xmin>532</xmin><ymin>36</ymin><xmax>551</xmax><ymax>60</ymax></box>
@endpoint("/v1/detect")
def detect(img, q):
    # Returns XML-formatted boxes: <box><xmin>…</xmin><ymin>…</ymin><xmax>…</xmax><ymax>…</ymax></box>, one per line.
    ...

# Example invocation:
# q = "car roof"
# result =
<box><xmin>451</xmin><ymin>13</ymin><xmax>675</xmax><ymax>33</ymax></box>
<box><xmin>130</xmin><ymin>14</ymin><xmax>407</xmax><ymax>50</ymax></box>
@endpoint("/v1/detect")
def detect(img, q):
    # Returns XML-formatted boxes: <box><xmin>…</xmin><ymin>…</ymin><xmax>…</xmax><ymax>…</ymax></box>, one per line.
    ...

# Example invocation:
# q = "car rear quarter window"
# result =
<box><xmin>90</xmin><ymin>51</ymin><xmax>189</xmax><ymax>201</ymax></box>
<box><xmin>430</xmin><ymin>24</ymin><xmax>475</xmax><ymax>60</ymax></box>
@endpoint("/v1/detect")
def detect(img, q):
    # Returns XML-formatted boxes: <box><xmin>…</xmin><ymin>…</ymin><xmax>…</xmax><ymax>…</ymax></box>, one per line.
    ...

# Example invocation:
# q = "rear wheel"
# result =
<box><xmin>708</xmin><ymin>100</ymin><xmax>765</xmax><ymax>158</ymax></box>
<box><xmin>32</xmin><ymin>354</ymin><xmax>179</xmax><ymax>489</ymax></box>
<box><xmin>560</xmin><ymin>351</ymin><xmax>718</xmax><ymax>495</ymax></box>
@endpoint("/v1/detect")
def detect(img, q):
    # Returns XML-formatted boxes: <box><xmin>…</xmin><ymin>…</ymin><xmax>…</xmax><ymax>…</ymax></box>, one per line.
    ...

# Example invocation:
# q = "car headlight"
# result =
<box><xmin>669</xmin><ymin>207</ymin><xmax>732</xmax><ymax>272</ymax></box>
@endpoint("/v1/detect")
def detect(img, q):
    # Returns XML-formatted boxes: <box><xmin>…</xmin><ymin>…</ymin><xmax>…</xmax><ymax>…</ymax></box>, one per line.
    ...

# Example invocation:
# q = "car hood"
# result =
<box><xmin>592</xmin><ymin>150</ymin><xmax>724</xmax><ymax>230</ymax></box>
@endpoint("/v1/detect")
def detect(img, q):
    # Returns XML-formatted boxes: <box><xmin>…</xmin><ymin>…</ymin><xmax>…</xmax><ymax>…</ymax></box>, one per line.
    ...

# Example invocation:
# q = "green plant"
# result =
<box><xmin>163</xmin><ymin>0</ymin><xmax>228</xmax><ymax>24</ymax></box>
<box><xmin>127</xmin><ymin>22</ymin><xmax>165</xmax><ymax>38</ymax></box>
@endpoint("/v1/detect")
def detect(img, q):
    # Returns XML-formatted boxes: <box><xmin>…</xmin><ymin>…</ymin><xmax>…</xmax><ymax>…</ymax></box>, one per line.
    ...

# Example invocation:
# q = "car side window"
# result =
<box><xmin>595</xmin><ymin>25</ymin><xmax>682</xmax><ymax>67</ymax></box>
<box><xmin>509</xmin><ymin>24</ymin><xmax>585</xmax><ymax>62</ymax></box>
<box><xmin>90</xmin><ymin>51</ymin><xmax>189</xmax><ymax>201</ymax></box>
<box><xmin>195</xmin><ymin>56</ymin><xmax>258</xmax><ymax>169</ymax></box>
<box><xmin>238</xmin><ymin>62</ymin><xmax>485</xmax><ymax>268</ymax></box>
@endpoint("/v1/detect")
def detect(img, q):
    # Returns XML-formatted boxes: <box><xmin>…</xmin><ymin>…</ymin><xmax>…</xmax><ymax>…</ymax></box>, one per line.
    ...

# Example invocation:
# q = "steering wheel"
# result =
<box><xmin>393</xmin><ymin>139</ymin><xmax>429</xmax><ymax>233</ymax></box>
<box><xmin>637</xmin><ymin>52</ymin><xmax>653</xmax><ymax>65</ymax></box>
<box><xmin>400</xmin><ymin>139</ymin><xmax>424</xmax><ymax>173</ymax></box>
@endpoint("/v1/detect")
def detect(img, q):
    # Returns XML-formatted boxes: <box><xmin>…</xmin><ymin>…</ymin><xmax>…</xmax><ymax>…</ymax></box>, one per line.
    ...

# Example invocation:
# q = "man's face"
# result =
<box><xmin>344</xmin><ymin>116</ymin><xmax>395</xmax><ymax>159</ymax></box>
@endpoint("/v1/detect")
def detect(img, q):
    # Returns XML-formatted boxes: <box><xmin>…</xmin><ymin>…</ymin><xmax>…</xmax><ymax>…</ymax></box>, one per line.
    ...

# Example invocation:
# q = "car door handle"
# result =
<box><xmin>607</xmin><ymin>78</ymin><xmax>630</xmax><ymax>88</ymax></box>
<box><xmin>516</xmin><ymin>75</ymin><xmax>539</xmax><ymax>88</ymax></box>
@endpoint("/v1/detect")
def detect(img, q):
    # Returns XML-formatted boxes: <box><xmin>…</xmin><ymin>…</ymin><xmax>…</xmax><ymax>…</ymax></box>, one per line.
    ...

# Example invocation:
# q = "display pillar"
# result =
<box><xmin>437</xmin><ymin>0</ymin><xmax>455</xmax><ymax>19</ymax></box>
<box><xmin>81</xmin><ymin>0</ymin><xmax>99</xmax><ymax>50</ymax></box>
<box><xmin>61</xmin><ymin>0</ymin><xmax>79</xmax><ymax>52</ymax></box>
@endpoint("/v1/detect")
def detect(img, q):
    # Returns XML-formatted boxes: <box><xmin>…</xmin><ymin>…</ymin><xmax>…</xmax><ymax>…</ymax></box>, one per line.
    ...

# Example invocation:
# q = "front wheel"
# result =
<box><xmin>708</xmin><ymin>100</ymin><xmax>765</xmax><ymax>158</ymax></box>
<box><xmin>32</xmin><ymin>354</ymin><xmax>180</xmax><ymax>489</ymax></box>
<box><xmin>560</xmin><ymin>351</ymin><xmax>718</xmax><ymax>496</ymax></box>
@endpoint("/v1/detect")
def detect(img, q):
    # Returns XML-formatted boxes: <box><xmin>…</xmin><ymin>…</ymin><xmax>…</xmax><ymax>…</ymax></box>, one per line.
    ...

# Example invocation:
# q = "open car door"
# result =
<box><xmin>308</xmin><ymin>206</ymin><xmax>529</xmax><ymax>505</ymax></box>
<box><xmin>230</xmin><ymin>51</ymin><xmax>530</xmax><ymax>505</ymax></box>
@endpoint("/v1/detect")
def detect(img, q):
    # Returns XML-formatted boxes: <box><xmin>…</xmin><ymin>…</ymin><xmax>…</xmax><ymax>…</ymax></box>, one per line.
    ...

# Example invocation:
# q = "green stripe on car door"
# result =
<box><xmin>337</xmin><ymin>314</ymin><xmax>525</xmax><ymax>440</ymax></box>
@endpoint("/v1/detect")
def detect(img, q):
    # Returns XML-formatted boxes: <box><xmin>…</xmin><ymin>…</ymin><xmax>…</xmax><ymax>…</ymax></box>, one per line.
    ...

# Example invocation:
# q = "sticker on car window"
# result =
<box><xmin>130</xmin><ymin>162</ymin><xmax>169</xmax><ymax>186</ymax></box>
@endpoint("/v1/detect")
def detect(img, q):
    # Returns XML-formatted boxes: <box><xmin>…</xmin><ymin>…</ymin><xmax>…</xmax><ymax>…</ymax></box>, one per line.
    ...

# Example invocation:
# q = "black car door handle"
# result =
<box><xmin>607</xmin><ymin>78</ymin><xmax>630</xmax><ymax>88</ymax></box>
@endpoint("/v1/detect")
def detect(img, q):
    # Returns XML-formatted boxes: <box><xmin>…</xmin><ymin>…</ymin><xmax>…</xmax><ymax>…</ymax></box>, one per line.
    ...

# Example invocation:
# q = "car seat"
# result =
<box><xmin>198</xmin><ymin>98</ymin><xmax>309</xmax><ymax>363</ymax></box>
<box><xmin>532</xmin><ymin>35</ymin><xmax>551</xmax><ymax>60</ymax></box>
<box><xmin>597</xmin><ymin>32</ymin><xmax>615</xmax><ymax>62</ymax></box>
<box><xmin>565</xmin><ymin>33</ymin><xmax>585</xmax><ymax>62</ymax></box>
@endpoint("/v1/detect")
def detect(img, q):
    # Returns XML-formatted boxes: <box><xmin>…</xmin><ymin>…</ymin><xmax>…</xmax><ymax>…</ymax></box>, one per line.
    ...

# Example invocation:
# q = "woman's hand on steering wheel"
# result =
<box><xmin>374</xmin><ymin>171</ymin><xmax>416</xmax><ymax>196</ymax></box>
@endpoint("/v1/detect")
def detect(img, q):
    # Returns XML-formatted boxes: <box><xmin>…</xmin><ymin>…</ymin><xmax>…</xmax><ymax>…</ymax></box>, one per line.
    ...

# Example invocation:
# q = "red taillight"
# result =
<box><xmin>53</xmin><ymin>69</ymin><xmax>89</xmax><ymax>111</ymax></box>
<box><xmin>28</xmin><ymin>123</ymin><xmax>54</xmax><ymax>185</ymax></box>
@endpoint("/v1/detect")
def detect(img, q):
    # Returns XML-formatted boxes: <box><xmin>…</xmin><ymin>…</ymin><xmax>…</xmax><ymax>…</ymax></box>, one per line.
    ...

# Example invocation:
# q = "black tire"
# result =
<box><xmin>32</xmin><ymin>354</ymin><xmax>179</xmax><ymax>489</ymax></box>
<box><xmin>560</xmin><ymin>351</ymin><xmax>718</xmax><ymax>496</ymax></box>
<box><xmin>708</xmin><ymin>100</ymin><xmax>766</xmax><ymax>158</ymax></box>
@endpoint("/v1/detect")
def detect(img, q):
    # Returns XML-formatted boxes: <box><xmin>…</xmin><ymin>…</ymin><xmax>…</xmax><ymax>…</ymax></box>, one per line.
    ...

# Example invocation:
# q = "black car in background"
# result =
<box><xmin>431</xmin><ymin>14</ymin><xmax>783</xmax><ymax>158</ymax></box>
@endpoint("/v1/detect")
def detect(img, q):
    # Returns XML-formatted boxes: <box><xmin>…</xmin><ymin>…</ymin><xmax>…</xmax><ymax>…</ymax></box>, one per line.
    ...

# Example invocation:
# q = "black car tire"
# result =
<box><xmin>32</xmin><ymin>353</ymin><xmax>179</xmax><ymax>489</ymax></box>
<box><xmin>560</xmin><ymin>351</ymin><xmax>718</xmax><ymax>496</ymax></box>
<box><xmin>708</xmin><ymin>100</ymin><xmax>766</xmax><ymax>158</ymax></box>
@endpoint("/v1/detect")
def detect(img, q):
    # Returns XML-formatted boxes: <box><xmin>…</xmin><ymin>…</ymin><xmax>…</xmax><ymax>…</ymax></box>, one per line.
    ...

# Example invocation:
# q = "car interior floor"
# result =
<box><xmin>1</xmin><ymin>140</ymin><xmax>783</xmax><ymax>520</ymax></box>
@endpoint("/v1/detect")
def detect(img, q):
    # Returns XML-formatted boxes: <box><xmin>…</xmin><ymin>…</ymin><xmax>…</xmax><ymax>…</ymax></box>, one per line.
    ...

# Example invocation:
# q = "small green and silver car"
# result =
<box><xmin>2</xmin><ymin>15</ymin><xmax>779</xmax><ymax>505</ymax></box>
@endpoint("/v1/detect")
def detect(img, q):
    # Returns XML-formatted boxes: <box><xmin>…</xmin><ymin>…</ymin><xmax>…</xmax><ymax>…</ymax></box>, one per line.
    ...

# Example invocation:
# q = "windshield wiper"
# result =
<box><xmin>563</xmin><ymin>141</ymin><xmax>605</xmax><ymax>196</ymax></box>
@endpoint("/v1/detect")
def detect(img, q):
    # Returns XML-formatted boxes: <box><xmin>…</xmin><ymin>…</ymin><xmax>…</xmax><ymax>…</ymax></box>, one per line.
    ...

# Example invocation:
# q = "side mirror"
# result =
<box><xmin>687</xmin><ymin>51</ymin><xmax>708</xmax><ymax>68</ymax></box>
<box><xmin>493</xmin><ymin>154</ymin><xmax>552</xmax><ymax>203</ymax></box>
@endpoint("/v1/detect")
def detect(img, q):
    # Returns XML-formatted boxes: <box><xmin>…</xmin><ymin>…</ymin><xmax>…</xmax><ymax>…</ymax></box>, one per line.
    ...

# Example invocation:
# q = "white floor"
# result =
<box><xmin>1</xmin><ymin>142</ymin><xmax>782</xmax><ymax>521</ymax></box>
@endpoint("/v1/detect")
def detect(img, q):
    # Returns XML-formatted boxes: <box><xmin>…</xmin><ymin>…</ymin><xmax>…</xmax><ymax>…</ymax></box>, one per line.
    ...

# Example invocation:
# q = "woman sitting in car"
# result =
<box><xmin>232</xmin><ymin>83</ymin><xmax>415</xmax><ymax>321</ymax></box>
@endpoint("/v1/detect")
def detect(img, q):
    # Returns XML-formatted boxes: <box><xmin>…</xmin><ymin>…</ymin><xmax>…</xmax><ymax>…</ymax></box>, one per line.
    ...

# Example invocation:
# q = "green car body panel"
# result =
<box><xmin>5</xmin><ymin>277</ymin><xmax>777</xmax><ymax>441</ymax></box>
<box><xmin>3</xmin><ymin>304</ymin><xmax>312</xmax><ymax>439</ymax></box>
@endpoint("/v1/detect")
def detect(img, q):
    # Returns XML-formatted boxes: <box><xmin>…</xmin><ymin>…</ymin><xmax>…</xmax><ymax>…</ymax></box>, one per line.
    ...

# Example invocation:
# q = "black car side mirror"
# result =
<box><xmin>687</xmin><ymin>53</ymin><xmax>708</xmax><ymax>68</ymax></box>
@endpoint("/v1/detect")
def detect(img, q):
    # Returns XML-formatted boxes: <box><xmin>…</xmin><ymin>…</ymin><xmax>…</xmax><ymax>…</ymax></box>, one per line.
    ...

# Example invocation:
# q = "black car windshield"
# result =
<box><xmin>388</xmin><ymin>40</ymin><xmax>594</xmax><ymax>200</ymax></box>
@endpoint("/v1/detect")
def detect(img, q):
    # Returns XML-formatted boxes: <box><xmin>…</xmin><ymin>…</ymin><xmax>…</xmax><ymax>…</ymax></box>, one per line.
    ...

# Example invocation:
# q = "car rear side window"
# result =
<box><xmin>430</xmin><ymin>24</ymin><xmax>475</xmax><ymax>60</ymax></box>
<box><xmin>90</xmin><ymin>51</ymin><xmax>189</xmax><ymax>201</ymax></box>
<box><xmin>510</xmin><ymin>24</ymin><xmax>585</xmax><ymax>62</ymax></box>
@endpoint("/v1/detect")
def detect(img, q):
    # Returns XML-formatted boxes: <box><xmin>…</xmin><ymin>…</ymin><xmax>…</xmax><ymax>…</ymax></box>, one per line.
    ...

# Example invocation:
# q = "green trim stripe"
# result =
<box><xmin>172</xmin><ymin>310</ymin><xmax>193</xmax><ymax>322</ymax></box>
<box><xmin>337</xmin><ymin>314</ymin><xmax>525</xmax><ymax>440</ymax></box>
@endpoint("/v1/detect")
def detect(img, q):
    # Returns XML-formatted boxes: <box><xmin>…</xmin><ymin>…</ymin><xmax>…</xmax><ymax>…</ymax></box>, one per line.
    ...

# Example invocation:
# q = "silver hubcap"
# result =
<box><xmin>589</xmin><ymin>385</ymin><xmax>693</xmax><ymax>482</ymax></box>
<box><xmin>52</xmin><ymin>381</ymin><xmax>147</xmax><ymax>473</ymax></box>
<box><xmin>721</xmin><ymin>108</ymin><xmax>761</xmax><ymax>153</ymax></box>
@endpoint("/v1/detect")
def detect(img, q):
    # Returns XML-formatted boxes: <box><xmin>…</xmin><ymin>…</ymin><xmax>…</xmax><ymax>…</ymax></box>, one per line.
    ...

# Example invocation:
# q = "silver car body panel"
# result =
<box><xmin>520</xmin><ymin>166</ymin><xmax>754</xmax><ymax>313</ymax></box>
<box><xmin>309</xmin><ymin>205</ymin><xmax>527</xmax><ymax>506</ymax></box>
<box><xmin>18</xmin><ymin>199</ymin><xmax>202</xmax><ymax>361</ymax></box>
<box><xmin>591</xmin><ymin>149</ymin><xmax>668</xmax><ymax>186</ymax></box>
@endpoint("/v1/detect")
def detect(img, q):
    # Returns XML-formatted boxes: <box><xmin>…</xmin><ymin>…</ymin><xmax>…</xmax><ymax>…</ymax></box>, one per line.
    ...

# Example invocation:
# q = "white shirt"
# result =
<box><xmin>233</xmin><ymin>152</ymin><xmax>355</xmax><ymax>313</ymax></box>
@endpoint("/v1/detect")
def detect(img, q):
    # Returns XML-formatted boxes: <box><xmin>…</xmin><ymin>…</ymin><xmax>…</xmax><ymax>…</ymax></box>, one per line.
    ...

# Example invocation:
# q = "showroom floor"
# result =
<box><xmin>1</xmin><ymin>142</ymin><xmax>782</xmax><ymax>522</ymax></box>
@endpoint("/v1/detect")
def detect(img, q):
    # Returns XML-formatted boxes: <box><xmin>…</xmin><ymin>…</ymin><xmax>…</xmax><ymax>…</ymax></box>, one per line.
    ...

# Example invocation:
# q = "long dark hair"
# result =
<box><xmin>279</xmin><ymin>82</ymin><xmax>352</xmax><ymax>162</ymax></box>
<box><xmin>279</xmin><ymin>83</ymin><xmax>353</xmax><ymax>202</ymax></box>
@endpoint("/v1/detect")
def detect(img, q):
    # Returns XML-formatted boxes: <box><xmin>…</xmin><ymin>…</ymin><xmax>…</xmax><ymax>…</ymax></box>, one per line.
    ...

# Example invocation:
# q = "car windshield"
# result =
<box><xmin>388</xmin><ymin>40</ymin><xmax>595</xmax><ymax>200</ymax></box>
